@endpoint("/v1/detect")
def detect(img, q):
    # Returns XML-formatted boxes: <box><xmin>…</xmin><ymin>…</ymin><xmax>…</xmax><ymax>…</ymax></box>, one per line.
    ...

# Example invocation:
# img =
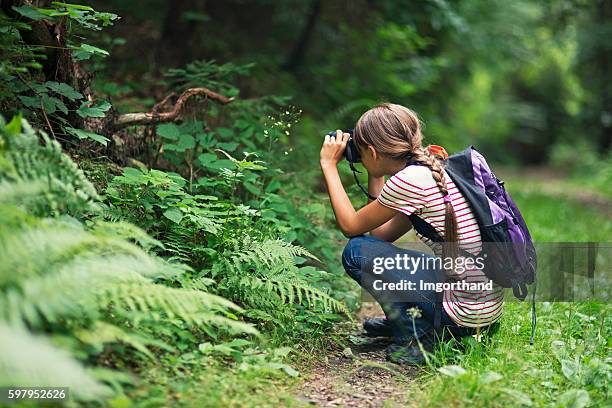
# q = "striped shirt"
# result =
<box><xmin>377</xmin><ymin>165</ymin><xmax>503</xmax><ymax>328</ymax></box>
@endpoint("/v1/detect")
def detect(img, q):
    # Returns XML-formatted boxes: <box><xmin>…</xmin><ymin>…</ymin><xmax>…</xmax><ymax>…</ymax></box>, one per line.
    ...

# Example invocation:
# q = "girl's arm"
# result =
<box><xmin>320</xmin><ymin>131</ymin><xmax>397</xmax><ymax>237</ymax></box>
<box><xmin>366</xmin><ymin>174</ymin><xmax>414</xmax><ymax>242</ymax></box>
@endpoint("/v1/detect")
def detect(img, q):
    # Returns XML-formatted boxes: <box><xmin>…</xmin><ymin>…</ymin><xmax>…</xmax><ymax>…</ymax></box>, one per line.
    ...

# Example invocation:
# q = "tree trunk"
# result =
<box><xmin>282</xmin><ymin>0</ymin><xmax>322</xmax><ymax>72</ymax></box>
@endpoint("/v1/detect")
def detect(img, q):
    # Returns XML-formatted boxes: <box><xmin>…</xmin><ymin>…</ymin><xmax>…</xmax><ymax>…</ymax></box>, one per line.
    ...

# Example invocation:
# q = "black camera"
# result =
<box><xmin>326</xmin><ymin>129</ymin><xmax>361</xmax><ymax>163</ymax></box>
<box><xmin>326</xmin><ymin>129</ymin><xmax>375</xmax><ymax>199</ymax></box>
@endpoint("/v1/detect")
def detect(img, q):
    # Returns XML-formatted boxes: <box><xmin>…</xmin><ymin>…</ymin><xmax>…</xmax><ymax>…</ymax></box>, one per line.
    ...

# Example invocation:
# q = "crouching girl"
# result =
<box><xmin>320</xmin><ymin>103</ymin><xmax>502</xmax><ymax>365</ymax></box>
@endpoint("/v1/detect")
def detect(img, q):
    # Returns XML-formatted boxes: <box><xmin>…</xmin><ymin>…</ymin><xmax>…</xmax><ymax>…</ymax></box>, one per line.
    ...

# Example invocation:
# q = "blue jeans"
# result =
<box><xmin>342</xmin><ymin>235</ymin><xmax>474</xmax><ymax>341</ymax></box>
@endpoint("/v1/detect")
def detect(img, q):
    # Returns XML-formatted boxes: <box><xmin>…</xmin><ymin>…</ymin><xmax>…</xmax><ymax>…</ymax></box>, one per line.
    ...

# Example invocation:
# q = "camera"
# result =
<box><xmin>326</xmin><ymin>129</ymin><xmax>361</xmax><ymax>163</ymax></box>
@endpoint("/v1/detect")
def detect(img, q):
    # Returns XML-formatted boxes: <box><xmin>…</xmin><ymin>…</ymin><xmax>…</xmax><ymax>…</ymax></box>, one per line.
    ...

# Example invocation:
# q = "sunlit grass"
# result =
<box><xmin>407</xmin><ymin>177</ymin><xmax>611</xmax><ymax>407</ymax></box>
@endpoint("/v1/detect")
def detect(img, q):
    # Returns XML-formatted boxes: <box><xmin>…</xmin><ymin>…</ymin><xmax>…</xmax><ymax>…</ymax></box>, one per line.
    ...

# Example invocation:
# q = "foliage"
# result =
<box><xmin>0</xmin><ymin>116</ymin><xmax>256</xmax><ymax>400</ymax></box>
<box><xmin>0</xmin><ymin>2</ymin><xmax>117</xmax><ymax>145</ymax></box>
<box><xmin>405</xmin><ymin>176</ymin><xmax>611</xmax><ymax>407</ymax></box>
<box><xmin>105</xmin><ymin>163</ymin><xmax>349</xmax><ymax>338</ymax></box>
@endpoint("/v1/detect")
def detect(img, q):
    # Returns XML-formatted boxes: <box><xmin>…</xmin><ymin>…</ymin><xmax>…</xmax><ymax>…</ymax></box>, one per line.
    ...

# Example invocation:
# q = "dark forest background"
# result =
<box><xmin>0</xmin><ymin>1</ymin><xmax>610</xmax><ymax>406</ymax></box>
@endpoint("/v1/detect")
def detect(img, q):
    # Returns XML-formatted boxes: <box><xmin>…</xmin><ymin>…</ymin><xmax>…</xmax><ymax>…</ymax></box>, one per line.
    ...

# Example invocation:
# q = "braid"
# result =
<box><xmin>412</xmin><ymin>148</ymin><xmax>448</xmax><ymax>196</ymax></box>
<box><xmin>354</xmin><ymin>103</ymin><xmax>461</xmax><ymax>278</ymax></box>
<box><xmin>412</xmin><ymin>148</ymin><xmax>460</xmax><ymax>279</ymax></box>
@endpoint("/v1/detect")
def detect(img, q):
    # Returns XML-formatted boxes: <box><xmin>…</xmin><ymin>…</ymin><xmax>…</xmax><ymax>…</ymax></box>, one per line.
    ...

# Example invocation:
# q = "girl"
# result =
<box><xmin>320</xmin><ymin>103</ymin><xmax>503</xmax><ymax>365</ymax></box>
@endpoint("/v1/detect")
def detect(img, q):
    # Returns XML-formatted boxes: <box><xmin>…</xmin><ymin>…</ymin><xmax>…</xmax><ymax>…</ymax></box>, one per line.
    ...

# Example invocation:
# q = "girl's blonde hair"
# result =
<box><xmin>354</xmin><ymin>103</ymin><xmax>460</xmax><ymax>269</ymax></box>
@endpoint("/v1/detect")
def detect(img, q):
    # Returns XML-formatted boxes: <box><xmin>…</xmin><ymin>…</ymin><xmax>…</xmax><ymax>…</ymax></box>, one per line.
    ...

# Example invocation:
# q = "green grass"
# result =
<box><xmin>127</xmin><ymin>359</ymin><xmax>301</xmax><ymax>407</ymax></box>
<box><xmin>127</xmin><ymin>175</ymin><xmax>610</xmax><ymax>408</ymax></box>
<box><xmin>405</xmin><ymin>177</ymin><xmax>611</xmax><ymax>407</ymax></box>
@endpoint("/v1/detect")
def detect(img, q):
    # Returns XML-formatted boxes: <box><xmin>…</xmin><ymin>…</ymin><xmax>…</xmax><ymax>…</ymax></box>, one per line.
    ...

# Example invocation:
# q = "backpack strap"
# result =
<box><xmin>408</xmin><ymin>213</ymin><xmax>445</xmax><ymax>331</ymax></box>
<box><xmin>408</xmin><ymin>214</ymin><xmax>444</xmax><ymax>243</ymax></box>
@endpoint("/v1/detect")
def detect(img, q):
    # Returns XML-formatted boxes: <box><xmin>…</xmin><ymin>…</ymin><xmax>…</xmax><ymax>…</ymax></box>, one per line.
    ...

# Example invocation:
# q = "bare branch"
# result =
<box><xmin>112</xmin><ymin>87</ymin><xmax>235</xmax><ymax>129</ymax></box>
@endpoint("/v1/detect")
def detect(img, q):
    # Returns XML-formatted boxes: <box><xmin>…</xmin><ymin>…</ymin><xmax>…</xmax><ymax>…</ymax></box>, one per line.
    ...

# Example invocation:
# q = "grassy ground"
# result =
<box><xmin>402</xmin><ymin>174</ymin><xmax>611</xmax><ymax>407</ymax></box>
<box><xmin>129</xmin><ymin>171</ymin><xmax>610</xmax><ymax>407</ymax></box>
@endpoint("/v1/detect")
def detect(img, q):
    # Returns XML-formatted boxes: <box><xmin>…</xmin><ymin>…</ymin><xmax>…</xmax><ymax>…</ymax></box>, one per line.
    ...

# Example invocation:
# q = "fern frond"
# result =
<box><xmin>0</xmin><ymin>323</ymin><xmax>111</xmax><ymax>401</ymax></box>
<box><xmin>75</xmin><ymin>322</ymin><xmax>175</xmax><ymax>360</ymax></box>
<box><xmin>0</xmin><ymin>119</ymin><xmax>99</xmax><ymax>217</ymax></box>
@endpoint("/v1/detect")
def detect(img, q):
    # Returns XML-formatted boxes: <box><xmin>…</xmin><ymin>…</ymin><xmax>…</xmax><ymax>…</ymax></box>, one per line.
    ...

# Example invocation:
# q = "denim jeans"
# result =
<box><xmin>342</xmin><ymin>235</ymin><xmax>475</xmax><ymax>341</ymax></box>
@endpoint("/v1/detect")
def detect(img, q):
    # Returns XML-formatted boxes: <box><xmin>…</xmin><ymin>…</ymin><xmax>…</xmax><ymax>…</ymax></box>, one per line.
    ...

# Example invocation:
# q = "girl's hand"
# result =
<box><xmin>320</xmin><ymin>129</ymin><xmax>350</xmax><ymax>169</ymax></box>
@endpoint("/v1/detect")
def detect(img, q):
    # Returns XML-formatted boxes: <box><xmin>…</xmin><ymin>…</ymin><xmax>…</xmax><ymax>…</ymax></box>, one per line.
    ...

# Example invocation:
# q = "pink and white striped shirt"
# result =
<box><xmin>377</xmin><ymin>165</ymin><xmax>503</xmax><ymax>328</ymax></box>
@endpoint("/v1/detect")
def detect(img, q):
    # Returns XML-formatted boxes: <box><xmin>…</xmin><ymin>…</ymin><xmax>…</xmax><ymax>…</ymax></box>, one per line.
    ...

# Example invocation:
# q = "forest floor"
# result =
<box><xmin>297</xmin><ymin>303</ymin><xmax>419</xmax><ymax>407</ymax></box>
<box><xmin>292</xmin><ymin>168</ymin><xmax>610</xmax><ymax>408</ymax></box>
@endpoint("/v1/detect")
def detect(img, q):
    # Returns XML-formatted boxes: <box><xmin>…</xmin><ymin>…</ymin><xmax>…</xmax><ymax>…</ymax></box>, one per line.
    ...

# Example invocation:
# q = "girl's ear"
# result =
<box><xmin>368</xmin><ymin>145</ymin><xmax>378</xmax><ymax>160</ymax></box>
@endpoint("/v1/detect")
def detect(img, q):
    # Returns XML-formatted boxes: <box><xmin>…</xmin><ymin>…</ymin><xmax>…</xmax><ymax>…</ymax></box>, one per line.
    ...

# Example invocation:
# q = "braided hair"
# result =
<box><xmin>354</xmin><ymin>103</ymin><xmax>460</xmax><ymax>275</ymax></box>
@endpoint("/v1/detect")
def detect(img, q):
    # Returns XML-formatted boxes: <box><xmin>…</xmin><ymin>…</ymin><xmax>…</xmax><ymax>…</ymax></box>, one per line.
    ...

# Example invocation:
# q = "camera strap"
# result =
<box><xmin>349</xmin><ymin>162</ymin><xmax>377</xmax><ymax>201</ymax></box>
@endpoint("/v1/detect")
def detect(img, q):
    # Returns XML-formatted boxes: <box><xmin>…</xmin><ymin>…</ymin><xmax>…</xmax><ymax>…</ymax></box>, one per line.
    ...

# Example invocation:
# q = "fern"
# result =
<box><xmin>212</xmin><ymin>238</ymin><xmax>349</xmax><ymax>317</ymax></box>
<box><xmin>0</xmin><ymin>115</ymin><xmax>259</xmax><ymax>401</ymax></box>
<box><xmin>0</xmin><ymin>116</ymin><xmax>100</xmax><ymax>217</ymax></box>
<box><xmin>0</xmin><ymin>323</ymin><xmax>111</xmax><ymax>400</ymax></box>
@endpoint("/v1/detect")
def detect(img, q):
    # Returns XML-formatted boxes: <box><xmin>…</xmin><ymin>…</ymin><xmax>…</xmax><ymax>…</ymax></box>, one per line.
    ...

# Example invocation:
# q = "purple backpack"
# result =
<box><xmin>408</xmin><ymin>146</ymin><xmax>538</xmax><ymax>339</ymax></box>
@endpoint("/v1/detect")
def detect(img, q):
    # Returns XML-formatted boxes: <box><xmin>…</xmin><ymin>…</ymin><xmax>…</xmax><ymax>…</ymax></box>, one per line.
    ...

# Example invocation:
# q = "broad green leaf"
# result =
<box><xmin>561</xmin><ymin>359</ymin><xmax>580</xmax><ymax>383</ymax></box>
<box><xmin>438</xmin><ymin>365</ymin><xmax>466</xmax><ymax>377</ymax></box>
<box><xmin>557</xmin><ymin>389</ymin><xmax>590</xmax><ymax>408</ymax></box>
<box><xmin>18</xmin><ymin>95</ymin><xmax>40</xmax><ymax>109</ymax></box>
<box><xmin>65</xmin><ymin>127</ymin><xmax>109</xmax><ymax>146</ymax></box>
<box><xmin>73</xmin><ymin>44</ymin><xmax>109</xmax><ymax>60</ymax></box>
<box><xmin>43</xmin><ymin>96</ymin><xmax>68</xmax><ymax>115</ymax></box>
<box><xmin>41</xmin><ymin>95</ymin><xmax>57</xmax><ymax>114</ymax></box>
<box><xmin>178</xmin><ymin>134</ymin><xmax>195</xmax><ymax>150</ymax></box>
<box><xmin>479</xmin><ymin>371</ymin><xmax>503</xmax><ymax>384</ymax></box>
<box><xmin>198</xmin><ymin>153</ymin><xmax>217</xmax><ymax>167</ymax></box>
<box><xmin>243</xmin><ymin>181</ymin><xmax>261</xmax><ymax>195</ymax></box>
<box><xmin>6</xmin><ymin>114</ymin><xmax>22</xmax><ymax>135</ymax></box>
<box><xmin>216</xmin><ymin>142</ymin><xmax>238</xmax><ymax>151</ymax></box>
<box><xmin>265</xmin><ymin>179</ymin><xmax>281</xmax><ymax>193</ymax></box>
<box><xmin>77</xmin><ymin>101</ymin><xmax>111</xmax><ymax>118</ymax></box>
<box><xmin>163</xmin><ymin>208</ymin><xmax>183</xmax><ymax>224</ymax></box>
<box><xmin>281</xmin><ymin>365</ymin><xmax>299</xmax><ymax>377</ymax></box>
<box><xmin>12</xmin><ymin>6</ymin><xmax>48</xmax><ymax>20</ymax></box>
<box><xmin>207</xmin><ymin>159</ymin><xmax>235</xmax><ymax>170</ymax></box>
<box><xmin>216</xmin><ymin>127</ymin><xmax>234</xmax><ymax>138</ymax></box>
<box><xmin>45</xmin><ymin>81</ymin><xmax>83</xmax><ymax>100</ymax></box>
<box><xmin>502</xmin><ymin>389</ymin><xmax>533</xmax><ymax>406</ymax></box>
<box><xmin>51</xmin><ymin>2</ymin><xmax>94</xmax><ymax>11</ymax></box>
<box><xmin>157</xmin><ymin>123</ymin><xmax>180</xmax><ymax>140</ymax></box>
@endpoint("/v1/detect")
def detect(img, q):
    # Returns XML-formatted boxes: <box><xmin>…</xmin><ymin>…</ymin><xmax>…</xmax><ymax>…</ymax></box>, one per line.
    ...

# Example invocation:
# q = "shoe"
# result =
<box><xmin>385</xmin><ymin>330</ymin><xmax>450</xmax><ymax>366</ymax></box>
<box><xmin>363</xmin><ymin>317</ymin><xmax>394</xmax><ymax>337</ymax></box>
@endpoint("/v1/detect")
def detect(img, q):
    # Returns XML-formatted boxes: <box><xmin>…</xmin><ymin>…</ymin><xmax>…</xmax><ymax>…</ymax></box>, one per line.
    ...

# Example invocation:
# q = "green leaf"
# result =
<box><xmin>73</xmin><ymin>43</ymin><xmax>109</xmax><ymax>60</ymax></box>
<box><xmin>77</xmin><ymin>101</ymin><xmax>111</xmax><ymax>118</ymax></box>
<box><xmin>243</xmin><ymin>181</ymin><xmax>261</xmax><ymax>195</ymax></box>
<box><xmin>157</xmin><ymin>123</ymin><xmax>180</xmax><ymax>140</ymax></box>
<box><xmin>163</xmin><ymin>208</ymin><xmax>183</xmax><ymax>224</ymax></box>
<box><xmin>557</xmin><ymin>389</ymin><xmax>590</xmax><ymax>408</ymax></box>
<box><xmin>438</xmin><ymin>365</ymin><xmax>466</xmax><ymax>377</ymax></box>
<box><xmin>178</xmin><ymin>134</ymin><xmax>195</xmax><ymax>150</ymax></box>
<box><xmin>281</xmin><ymin>365</ymin><xmax>299</xmax><ymax>377</ymax></box>
<box><xmin>216</xmin><ymin>127</ymin><xmax>234</xmax><ymax>138</ymax></box>
<box><xmin>265</xmin><ymin>179</ymin><xmax>281</xmax><ymax>193</ymax></box>
<box><xmin>216</xmin><ymin>142</ymin><xmax>238</xmax><ymax>151</ymax></box>
<box><xmin>479</xmin><ymin>371</ymin><xmax>503</xmax><ymax>385</ymax></box>
<box><xmin>501</xmin><ymin>389</ymin><xmax>533</xmax><ymax>406</ymax></box>
<box><xmin>43</xmin><ymin>96</ymin><xmax>68</xmax><ymax>115</ymax></box>
<box><xmin>198</xmin><ymin>153</ymin><xmax>217</xmax><ymax>167</ymax></box>
<box><xmin>41</xmin><ymin>95</ymin><xmax>57</xmax><ymax>114</ymax></box>
<box><xmin>163</xmin><ymin>143</ymin><xmax>180</xmax><ymax>152</ymax></box>
<box><xmin>561</xmin><ymin>359</ymin><xmax>580</xmax><ymax>383</ymax></box>
<box><xmin>65</xmin><ymin>127</ymin><xmax>109</xmax><ymax>146</ymax></box>
<box><xmin>45</xmin><ymin>81</ymin><xmax>83</xmax><ymax>100</ymax></box>
<box><xmin>12</xmin><ymin>6</ymin><xmax>48</xmax><ymax>20</ymax></box>
<box><xmin>18</xmin><ymin>95</ymin><xmax>40</xmax><ymax>109</ymax></box>
<box><xmin>207</xmin><ymin>159</ymin><xmax>235</xmax><ymax>170</ymax></box>
<box><xmin>5</xmin><ymin>114</ymin><xmax>22</xmax><ymax>135</ymax></box>
<box><xmin>51</xmin><ymin>2</ymin><xmax>94</xmax><ymax>11</ymax></box>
